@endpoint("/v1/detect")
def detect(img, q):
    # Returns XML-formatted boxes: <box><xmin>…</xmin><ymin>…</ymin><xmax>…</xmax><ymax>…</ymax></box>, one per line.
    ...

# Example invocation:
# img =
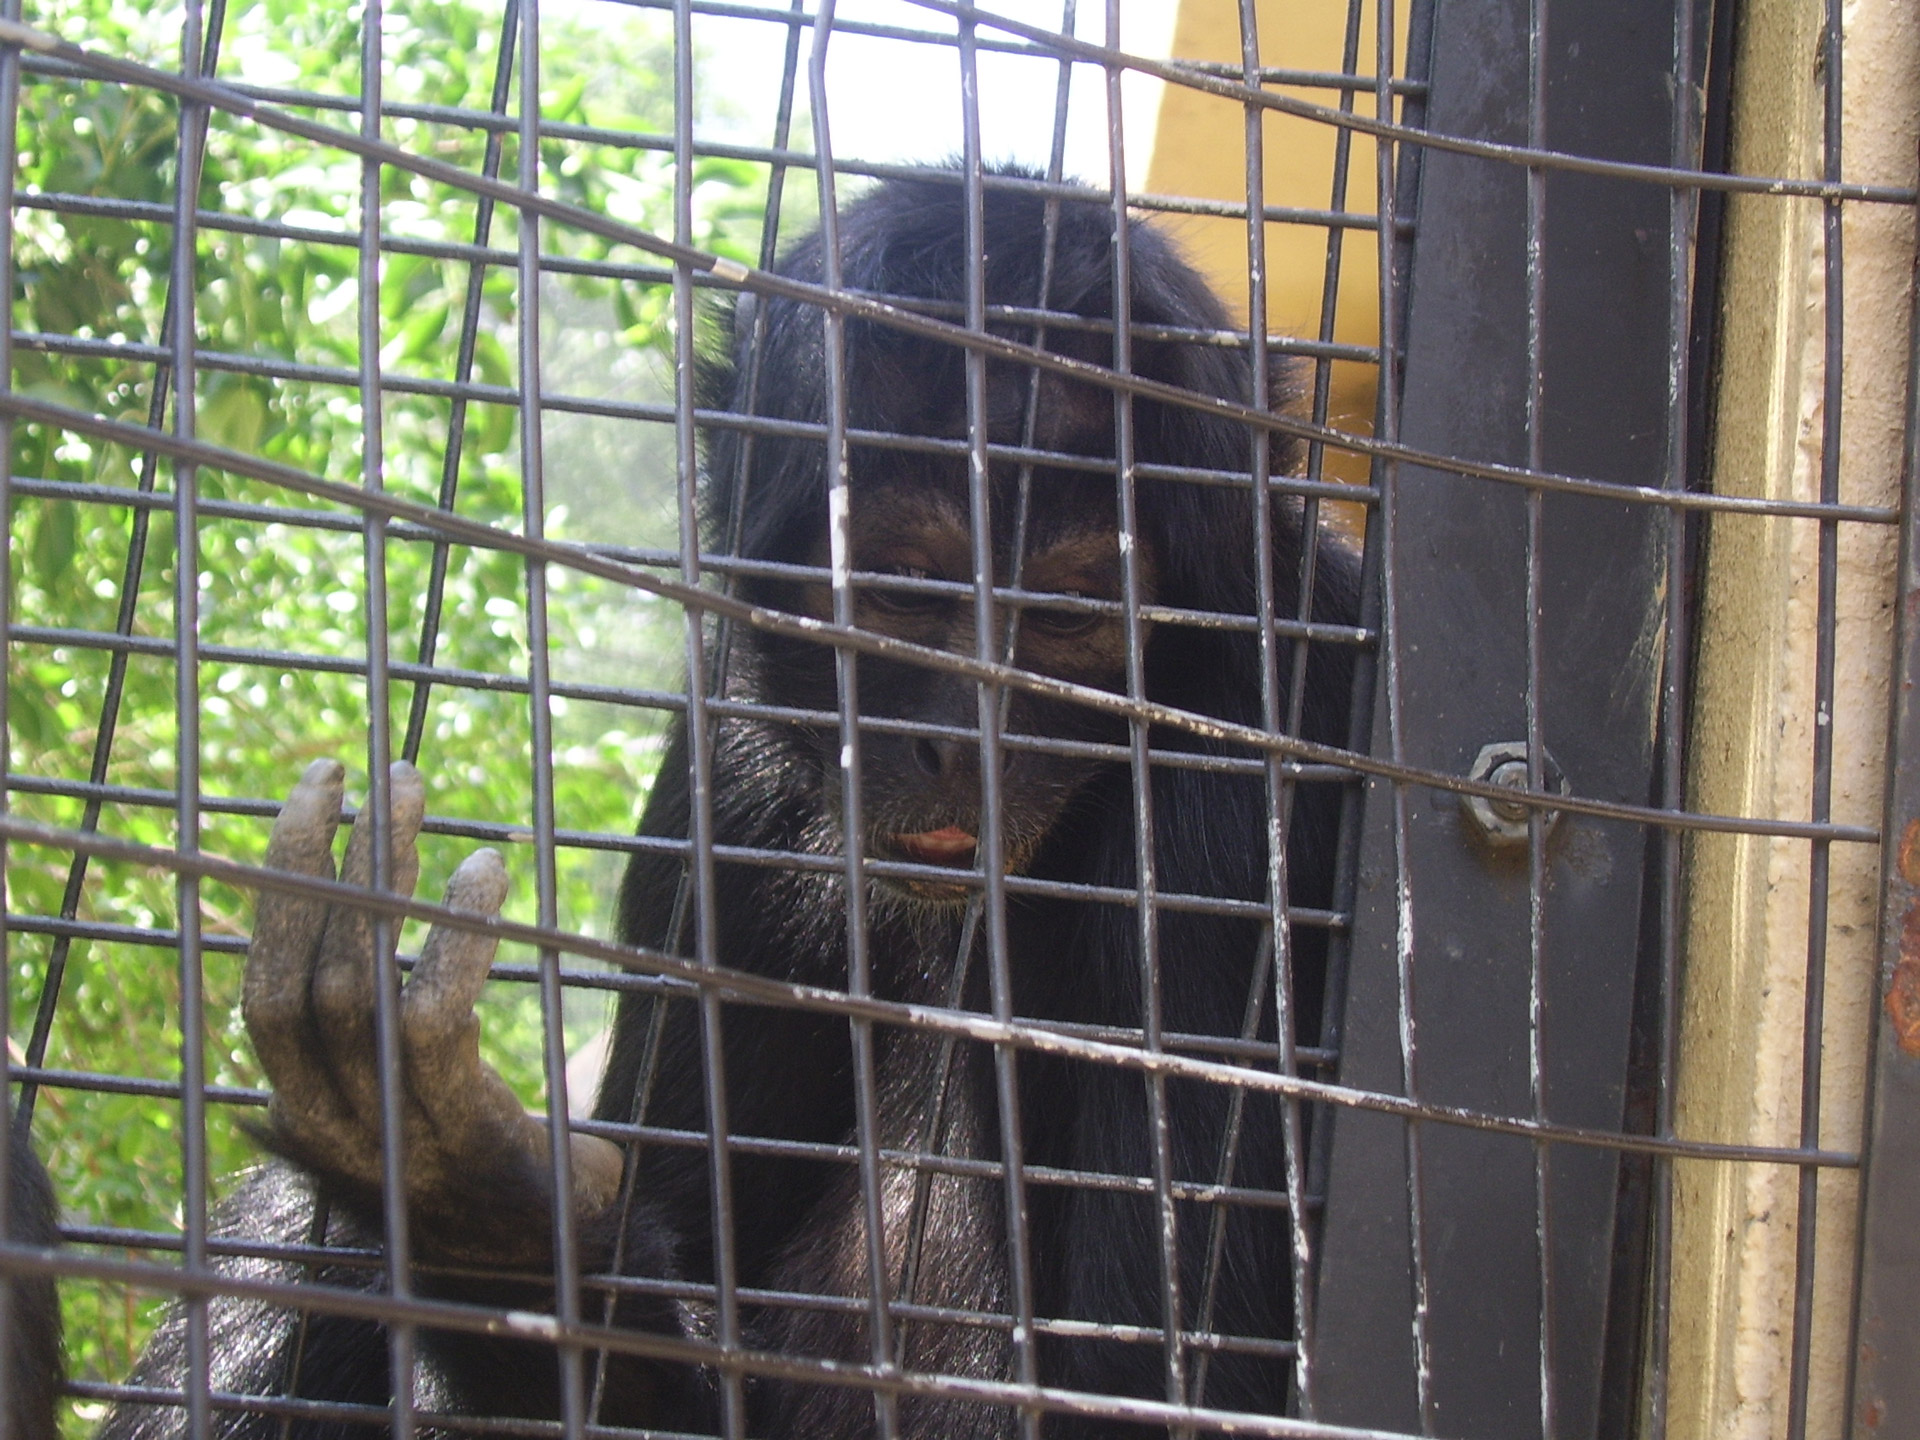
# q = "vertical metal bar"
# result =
<box><xmin>955</xmin><ymin>20</ymin><xmax>1041</xmax><ymax>1440</ymax></box>
<box><xmin>1276</xmin><ymin>0</ymin><xmax>1366</xmax><ymax>768</ymax></box>
<box><xmin>1102</xmin><ymin>0</ymin><xmax>1186</xmax><ymax>1413</ymax></box>
<box><xmin>517</xmin><ymin>4</ymin><xmax>591</xmax><ymax>1436</ymax></box>
<box><xmin>400</xmin><ymin>0</ymin><xmax>520</xmax><ymax>764</ymax></box>
<box><xmin>6</xmin><ymin>4</ymin><xmax>233</xmax><ymax>1414</ymax></box>
<box><xmin>1304</xmin><ymin>0</ymin><xmax>1417</xmax><ymax>1338</ymax></box>
<box><xmin>16</xmin><ymin>0</ymin><xmax>232</xmax><ymax>1127</ymax></box>
<box><xmin>170</xmin><ymin>1</ymin><xmax>214</xmax><ymax>1431</ymax></box>
<box><xmin>1297</xmin><ymin>0</ymin><xmax>1366</xmax><ymax>504</ymax></box>
<box><xmin>1224</xmin><ymin>0</ymin><xmax>1315</xmax><ymax>1417</ymax></box>
<box><xmin>1521</xmin><ymin>1</ymin><xmax>1557</xmax><ymax>1434</ymax></box>
<box><xmin>681</xmin><ymin>9</ymin><xmax>744</xmax><ymax>1437</ymax></box>
<box><xmin>1187</xmin><ymin>933</ymin><xmax>1279</xmax><ymax>1416</ymax></box>
<box><xmin>699</xmin><ymin>0</ymin><xmax>809</xmax><ymax>709</ymax></box>
<box><xmin>595</xmin><ymin>13</ymin><xmax>811</xmax><ymax>1412</ymax></box>
<box><xmin>0</xmin><ymin>0</ymin><xmax>20</xmax><ymax>1429</ymax></box>
<box><xmin>892</xmin><ymin>905</ymin><xmax>983</xmax><ymax>1361</ymax></box>
<box><xmin>271</xmin><ymin>1</ymin><xmax>365</xmax><ymax>1404</ymax></box>
<box><xmin>805</xmin><ymin>8</ymin><xmax>902</xmax><ymax>1431</ymax></box>
<box><xmin>1785</xmin><ymin>1</ymin><xmax>1845</xmax><ymax>1434</ymax></box>
<box><xmin>1647</xmin><ymin>1</ymin><xmax>1702</xmax><ymax>1433</ymax></box>
<box><xmin>895</xmin><ymin>10</ymin><xmax>1077</xmax><ymax>1389</ymax></box>
<box><xmin>1370</xmin><ymin>0</ymin><xmax>1436</xmax><ymax>1427</ymax></box>
<box><xmin>802</xmin><ymin>8</ymin><xmax>906</xmax><ymax>1436</ymax></box>
<box><xmin>1001</xmin><ymin>0</ymin><xmax>1077</xmax><ymax>597</ymax></box>
<box><xmin>354</xmin><ymin>5</ymin><xmax>419</xmax><ymax>1436</ymax></box>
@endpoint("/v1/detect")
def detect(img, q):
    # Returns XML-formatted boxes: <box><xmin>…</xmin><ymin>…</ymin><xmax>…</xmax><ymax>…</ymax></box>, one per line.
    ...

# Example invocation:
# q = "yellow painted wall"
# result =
<box><xmin>1144</xmin><ymin>0</ymin><xmax>1398</xmax><ymax>487</ymax></box>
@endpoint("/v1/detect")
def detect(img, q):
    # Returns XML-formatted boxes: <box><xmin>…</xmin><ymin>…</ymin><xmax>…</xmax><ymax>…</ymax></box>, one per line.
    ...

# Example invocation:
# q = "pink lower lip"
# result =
<box><xmin>892</xmin><ymin>827</ymin><xmax>977</xmax><ymax>864</ymax></box>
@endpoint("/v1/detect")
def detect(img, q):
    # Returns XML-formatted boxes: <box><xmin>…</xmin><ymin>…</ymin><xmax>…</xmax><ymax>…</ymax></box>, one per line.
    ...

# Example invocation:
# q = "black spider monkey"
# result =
<box><xmin>99</xmin><ymin>167</ymin><xmax>1360</xmax><ymax>1438</ymax></box>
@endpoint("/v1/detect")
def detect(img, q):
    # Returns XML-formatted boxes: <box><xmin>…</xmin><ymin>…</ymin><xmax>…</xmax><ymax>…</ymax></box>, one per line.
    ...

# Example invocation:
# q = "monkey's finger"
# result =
<box><xmin>395</xmin><ymin>854</ymin><xmax>622</xmax><ymax>1216</ymax></box>
<box><xmin>261</xmin><ymin>758</ymin><xmax>347</xmax><ymax>879</ymax></box>
<box><xmin>312</xmin><ymin>761</ymin><xmax>427</xmax><ymax>1047</ymax></box>
<box><xmin>401</xmin><ymin>854</ymin><xmax>556</xmax><ymax>1189</ymax></box>
<box><xmin>245</xmin><ymin>759</ymin><xmax>346</xmax><ymax>1085</ymax></box>
<box><xmin>334</xmin><ymin>760</ymin><xmax>427</xmax><ymax>907</ymax></box>
<box><xmin>401</xmin><ymin>848</ymin><xmax>508</xmax><ymax>1065</ymax></box>
<box><xmin>248</xmin><ymin>760</ymin><xmax>369</xmax><ymax>1154</ymax></box>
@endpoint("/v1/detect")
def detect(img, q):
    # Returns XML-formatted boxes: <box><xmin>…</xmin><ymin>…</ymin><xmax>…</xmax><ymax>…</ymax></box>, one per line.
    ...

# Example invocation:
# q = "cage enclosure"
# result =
<box><xmin>2</xmin><ymin>1</ymin><xmax>1917</xmax><ymax>1439</ymax></box>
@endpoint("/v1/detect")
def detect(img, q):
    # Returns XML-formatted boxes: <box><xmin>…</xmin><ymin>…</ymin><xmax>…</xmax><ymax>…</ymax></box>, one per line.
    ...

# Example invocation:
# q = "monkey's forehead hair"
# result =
<box><xmin>693</xmin><ymin>166</ymin><xmax>1314</xmax><ymax>622</ymax></box>
<box><xmin>696</xmin><ymin>166</ymin><xmax>1242</xmax><ymax>418</ymax></box>
<box><xmin>797</xmin><ymin>166</ymin><xmax>1225</xmax><ymax>319</ymax></box>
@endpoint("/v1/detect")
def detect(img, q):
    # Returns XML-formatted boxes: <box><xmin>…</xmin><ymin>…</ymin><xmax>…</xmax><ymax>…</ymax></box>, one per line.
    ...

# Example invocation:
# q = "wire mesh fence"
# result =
<box><xmin>1</xmin><ymin>0</ymin><xmax>1915</xmax><ymax>1438</ymax></box>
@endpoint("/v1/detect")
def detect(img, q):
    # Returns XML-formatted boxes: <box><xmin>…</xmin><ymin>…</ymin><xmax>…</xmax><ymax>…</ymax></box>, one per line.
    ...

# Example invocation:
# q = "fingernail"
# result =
<box><xmin>299</xmin><ymin>758</ymin><xmax>346</xmax><ymax>787</ymax></box>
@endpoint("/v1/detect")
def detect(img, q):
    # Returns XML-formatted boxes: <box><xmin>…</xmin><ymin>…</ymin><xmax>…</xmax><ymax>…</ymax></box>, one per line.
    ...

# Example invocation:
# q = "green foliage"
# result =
<box><xmin>8</xmin><ymin>0</ymin><xmax>761</xmax><ymax>1415</ymax></box>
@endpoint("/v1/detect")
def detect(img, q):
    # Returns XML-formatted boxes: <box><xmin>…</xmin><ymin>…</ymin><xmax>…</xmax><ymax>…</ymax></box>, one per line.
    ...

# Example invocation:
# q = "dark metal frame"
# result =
<box><xmin>1315</xmin><ymin>0</ymin><xmax>1690</xmax><ymax>1431</ymax></box>
<box><xmin>0</xmin><ymin>1</ymin><xmax>1913</xmax><ymax>1437</ymax></box>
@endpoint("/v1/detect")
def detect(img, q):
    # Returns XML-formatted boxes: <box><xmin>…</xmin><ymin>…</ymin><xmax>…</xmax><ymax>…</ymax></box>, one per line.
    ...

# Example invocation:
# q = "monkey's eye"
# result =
<box><xmin>863</xmin><ymin>564</ymin><xmax>951</xmax><ymax>615</ymax></box>
<box><xmin>1024</xmin><ymin>593</ymin><xmax>1106</xmax><ymax>636</ymax></box>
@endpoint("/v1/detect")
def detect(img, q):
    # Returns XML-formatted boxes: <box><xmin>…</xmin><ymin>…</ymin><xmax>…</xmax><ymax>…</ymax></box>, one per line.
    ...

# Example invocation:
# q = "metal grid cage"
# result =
<box><xmin>1</xmin><ymin>1</ymin><xmax>1915</xmax><ymax>1438</ymax></box>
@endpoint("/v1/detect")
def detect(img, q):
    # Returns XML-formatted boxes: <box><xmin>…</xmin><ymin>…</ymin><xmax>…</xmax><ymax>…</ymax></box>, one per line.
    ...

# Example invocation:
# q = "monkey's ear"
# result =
<box><xmin>1266</xmin><ymin>352</ymin><xmax>1310</xmax><ymax>417</ymax></box>
<box><xmin>731</xmin><ymin>291</ymin><xmax>759</xmax><ymax>355</ymax></box>
<box><xmin>1265</xmin><ymin>354</ymin><xmax>1312</xmax><ymax>479</ymax></box>
<box><xmin>694</xmin><ymin>292</ymin><xmax>747</xmax><ymax>415</ymax></box>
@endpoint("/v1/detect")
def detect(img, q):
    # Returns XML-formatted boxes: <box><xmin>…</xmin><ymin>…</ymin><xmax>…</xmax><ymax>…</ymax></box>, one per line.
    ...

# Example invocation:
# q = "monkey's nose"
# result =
<box><xmin>912</xmin><ymin>736</ymin><xmax>970</xmax><ymax>780</ymax></box>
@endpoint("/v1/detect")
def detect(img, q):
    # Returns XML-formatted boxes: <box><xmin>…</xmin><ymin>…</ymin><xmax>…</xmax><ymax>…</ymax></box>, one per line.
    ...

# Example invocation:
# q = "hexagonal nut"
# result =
<box><xmin>1463</xmin><ymin>741</ymin><xmax>1568</xmax><ymax>848</ymax></box>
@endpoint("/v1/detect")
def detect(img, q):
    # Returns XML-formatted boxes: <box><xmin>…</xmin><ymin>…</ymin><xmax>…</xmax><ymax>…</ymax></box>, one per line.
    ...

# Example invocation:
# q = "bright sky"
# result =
<box><xmin>694</xmin><ymin>0</ymin><xmax>1179</xmax><ymax>193</ymax></box>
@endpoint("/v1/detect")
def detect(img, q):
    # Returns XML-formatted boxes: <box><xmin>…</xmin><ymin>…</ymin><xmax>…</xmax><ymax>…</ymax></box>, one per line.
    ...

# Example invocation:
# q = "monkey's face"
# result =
<box><xmin>776</xmin><ymin>474</ymin><xmax>1154</xmax><ymax>905</ymax></box>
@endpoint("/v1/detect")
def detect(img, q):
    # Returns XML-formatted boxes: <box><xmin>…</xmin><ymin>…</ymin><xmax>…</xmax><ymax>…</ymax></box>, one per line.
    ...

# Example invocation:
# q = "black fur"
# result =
<box><xmin>5</xmin><ymin>1115</ymin><xmax>64</xmax><ymax>1440</ymax></box>
<box><xmin>102</xmin><ymin>170</ymin><xmax>1359</xmax><ymax>1438</ymax></box>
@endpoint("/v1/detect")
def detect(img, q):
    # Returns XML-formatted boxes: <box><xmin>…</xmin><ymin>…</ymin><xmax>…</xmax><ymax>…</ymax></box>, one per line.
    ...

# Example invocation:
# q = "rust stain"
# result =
<box><xmin>1889</xmin><ymin>959</ymin><xmax>1920</xmax><ymax>1057</ymax></box>
<box><xmin>1887</xmin><ymin>821</ymin><xmax>1920</xmax><ymax>1055</ymax></box>
<box><xmin>1901</xmin><ymin>819</ymin><xmax>1920</xmax><ymax>886</ymax></box>
<box><xmin>1890</xmin><ymin>902</ymin><xmax>1920</xmax><ymax>1056</ymax></box>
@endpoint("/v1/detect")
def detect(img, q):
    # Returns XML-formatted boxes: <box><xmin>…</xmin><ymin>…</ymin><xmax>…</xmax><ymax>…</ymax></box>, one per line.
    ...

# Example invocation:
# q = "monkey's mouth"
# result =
<box><xmin>890</xmin><ymin>826</ymin><xmax>977</xmax><ymax>865</ymax></box>
<box><xmin>874</xmin><ymin>824</ymin><xmax>1046</xmax><ymax>903</ymax></box>
<box><xmin>883</xmin><ymin>826</ymin><xmax>978</xmax><ymax>901</ymax></box>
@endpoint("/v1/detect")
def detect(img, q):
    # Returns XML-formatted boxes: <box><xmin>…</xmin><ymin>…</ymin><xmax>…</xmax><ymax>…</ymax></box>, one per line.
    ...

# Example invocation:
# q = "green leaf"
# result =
<box><xmin>197</xmin><ymin>376</ymin><xmax>269</xmax><ymax>455</ymax></box>
<box><xmin>544</xmin><ymin>72</ymin><xmax>588</xmax><ymax>124</ymax></box>
<box><xmin>30</xmin><ymin>501</ymin><xmax>80</xmax><ymax>588</ymax></box>
<box><xmin>395</xmin><ymin>300</ymin><xmax>451</xmax><ymax>366</ymax></box>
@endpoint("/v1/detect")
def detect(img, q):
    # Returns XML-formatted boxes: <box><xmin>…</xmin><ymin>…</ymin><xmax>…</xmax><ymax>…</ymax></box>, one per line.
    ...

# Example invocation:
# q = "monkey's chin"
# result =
<box><xmin>885</xmin><ymin>876</ymin><xmax>976</xmax><ymax>906</ymax></box>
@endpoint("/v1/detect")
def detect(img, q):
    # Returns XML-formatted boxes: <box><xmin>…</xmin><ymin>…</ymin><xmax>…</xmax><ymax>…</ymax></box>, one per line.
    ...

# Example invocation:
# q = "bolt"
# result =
<box><xmin>1487</xmin><ymin>759</ymin><xmax>1532</xmax><ymax>823</ymax></box>
<box><xmin>1463</xmin><ymin>741</ymin><xmax>1567</xmax><ymax>849</ymax></box>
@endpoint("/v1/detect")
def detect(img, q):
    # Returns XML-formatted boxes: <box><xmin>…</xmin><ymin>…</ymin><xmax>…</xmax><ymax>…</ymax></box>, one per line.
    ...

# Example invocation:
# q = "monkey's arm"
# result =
<box><xmin>244</xmin><ymin>757</ymin><xmax>624</xmax><ymax>1266</ymax></box>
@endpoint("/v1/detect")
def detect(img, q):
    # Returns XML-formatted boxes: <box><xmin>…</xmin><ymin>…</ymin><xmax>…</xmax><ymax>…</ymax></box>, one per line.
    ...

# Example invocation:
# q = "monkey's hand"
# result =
<box><xmin>243</xmin><ymin>758</ymin><xmax>624</xmax><ymax>1264</ymax></box>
